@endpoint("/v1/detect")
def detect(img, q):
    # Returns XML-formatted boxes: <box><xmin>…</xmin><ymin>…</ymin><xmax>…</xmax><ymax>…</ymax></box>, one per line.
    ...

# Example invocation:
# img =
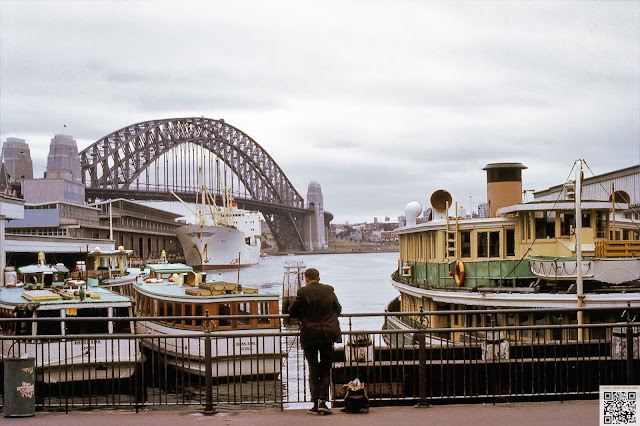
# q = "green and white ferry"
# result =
<box><xmin>388</xmin><ymin>160</ymin><xmax>640</xmax><ymax>346</ymax></box>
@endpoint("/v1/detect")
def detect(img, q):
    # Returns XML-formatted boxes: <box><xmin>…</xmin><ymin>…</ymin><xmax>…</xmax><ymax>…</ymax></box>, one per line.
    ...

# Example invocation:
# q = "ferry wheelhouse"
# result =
<box><xmin>0</xmin><ymin>258</ymin><xmax>141</xmax><ymax>383</ymax></box>
<box><xmin>389</xmin><ymin>161</ymin><xmax>640</xmax><ymax>345</ymax></box>
<box><xmin>133</xmin><ymin>260</ymin><xmax>281</xmax><ymax>377</ymax></box>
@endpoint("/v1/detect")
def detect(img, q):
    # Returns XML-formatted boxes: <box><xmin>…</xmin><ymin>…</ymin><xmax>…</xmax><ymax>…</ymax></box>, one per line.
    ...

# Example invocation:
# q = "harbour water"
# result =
<box><xmin>209</xmin><ymin>251</ymin><xmax>400</xmax><ymax>331</ymax></box>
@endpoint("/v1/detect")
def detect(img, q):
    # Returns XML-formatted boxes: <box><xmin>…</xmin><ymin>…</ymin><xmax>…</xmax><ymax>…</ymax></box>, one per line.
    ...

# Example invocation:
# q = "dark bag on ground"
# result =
<box><xmin>342</xmin><ymin>379</ymin><xmax>369</xmax><ymax>414</ymax></box>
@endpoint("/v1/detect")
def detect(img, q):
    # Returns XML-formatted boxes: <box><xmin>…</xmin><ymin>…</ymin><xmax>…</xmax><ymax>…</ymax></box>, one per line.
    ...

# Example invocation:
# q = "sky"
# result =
<box><xmin>1</xmin><ymin>0</ymin><xmax>639</xmax><ymax>224</ymax></box>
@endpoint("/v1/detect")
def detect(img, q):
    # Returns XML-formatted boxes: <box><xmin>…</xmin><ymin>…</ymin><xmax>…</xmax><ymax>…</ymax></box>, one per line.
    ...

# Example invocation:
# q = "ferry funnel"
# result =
<box><xmin>430</xmin><ymin>190</ymin><xmax>452</xmax><ymax>220</ymax></box>
<box><xmin>483</xmin><ymin>163</ymin><xmax>527</xmax><ymax>217</ymax></box>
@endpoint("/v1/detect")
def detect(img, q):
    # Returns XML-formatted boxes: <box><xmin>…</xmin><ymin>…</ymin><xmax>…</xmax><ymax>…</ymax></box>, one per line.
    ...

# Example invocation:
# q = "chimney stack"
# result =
<box><xmin>483</xmin><ymin>163</ymin><xmax>527</xmax><ymax>218</ymax></box>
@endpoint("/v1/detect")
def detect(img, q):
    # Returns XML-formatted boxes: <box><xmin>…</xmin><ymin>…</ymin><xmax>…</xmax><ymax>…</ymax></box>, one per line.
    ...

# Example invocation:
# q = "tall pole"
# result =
<box><xmin>575</xmin><ymin>160</ymin><xmax>584</xmax><ymax>340</ymax></box>
<box><xmin>109</xmin><ymin>200</ymin><xmax>113</xmax><ymax>241</ymax></box>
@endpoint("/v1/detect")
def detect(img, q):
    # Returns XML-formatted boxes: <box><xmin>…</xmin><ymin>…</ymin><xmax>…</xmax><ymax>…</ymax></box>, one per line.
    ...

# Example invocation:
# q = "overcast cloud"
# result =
<box><xmin>1</xmin><ymin>0</ymin><xmax>638</xmax><ymax>223</ymax></box>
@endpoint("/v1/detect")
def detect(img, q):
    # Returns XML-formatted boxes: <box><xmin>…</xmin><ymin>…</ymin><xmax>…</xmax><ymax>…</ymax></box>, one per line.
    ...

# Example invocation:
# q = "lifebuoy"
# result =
<box><xmin>453</xmin><ymin>260</ymin><xmax>465</xmax><ymax>286</ymax></box>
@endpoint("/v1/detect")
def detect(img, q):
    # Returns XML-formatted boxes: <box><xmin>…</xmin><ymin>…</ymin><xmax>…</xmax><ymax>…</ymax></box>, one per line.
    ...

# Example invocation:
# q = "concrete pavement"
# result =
<box><xmin>4</xmin><ymin>400</ymin><xmax>600</xmax><ymax>426</ymax></box>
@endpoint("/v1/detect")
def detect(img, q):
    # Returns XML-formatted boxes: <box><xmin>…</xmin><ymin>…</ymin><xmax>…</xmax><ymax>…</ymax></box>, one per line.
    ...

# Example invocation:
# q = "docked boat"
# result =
<box><xmin>0</xmin><ymin>256</ymin><xmax>141</xmax><ymax>383</ymax></box>
<box><xmin>74</xmin><ymin>246</ymin><xmax>143</xmax><ymax>297</ymax></box>
<box><xmin>387</xmin><ymin>160</ymin><xmax>640</xmax><ymax>346</ymax></box>
<box><xmin>132</xmin><ymin>258</ymin><xmax>282</xmax><ymax>377</ymax></box>
<box><xmin>173</xmin><ymin>168</ymin><xmax>261</xmax><ymax>270</ymax></box>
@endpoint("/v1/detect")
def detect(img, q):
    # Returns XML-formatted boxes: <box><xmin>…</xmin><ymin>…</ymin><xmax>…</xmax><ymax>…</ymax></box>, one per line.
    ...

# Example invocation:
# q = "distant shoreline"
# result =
<box><xmin>267</xmin><ymin>248</ymin><xmax>399</xmax><ymax>256</ymax></box>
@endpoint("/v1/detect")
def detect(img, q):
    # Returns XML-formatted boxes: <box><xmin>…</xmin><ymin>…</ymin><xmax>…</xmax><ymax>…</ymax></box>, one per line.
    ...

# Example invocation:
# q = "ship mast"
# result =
<box><xmin>575</xmin><ymin>160</ymin><xmax>584</xmax><ymax>340</ymax></box>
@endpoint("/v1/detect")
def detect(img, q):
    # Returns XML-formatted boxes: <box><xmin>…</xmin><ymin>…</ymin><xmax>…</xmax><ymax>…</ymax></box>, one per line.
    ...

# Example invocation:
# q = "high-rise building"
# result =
<box><xmin>1</xmin><ymin>137</ymin><xmax>33</xmax><ymax>182</ymax></box>
<box><xmin>46</xmin><ymin>134</ymin><xmax>82</xmax><ymax>183</ymax></box>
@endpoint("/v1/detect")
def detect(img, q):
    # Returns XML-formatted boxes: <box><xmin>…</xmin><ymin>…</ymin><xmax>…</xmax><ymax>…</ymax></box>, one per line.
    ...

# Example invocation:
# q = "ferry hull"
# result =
<box><xmin>1</xmin><ymin>339</ymin><xmax>141</xmax><ymax>384</ymax></box>
<box><xmin>176</xmin><ymin>225</ymin><xmax>260</xmax><ymax>270</ymax></box>
<box><xmin>136</xmin><ymin>321</ymin><xmax>282</xmax><ymax>378</ymax></box>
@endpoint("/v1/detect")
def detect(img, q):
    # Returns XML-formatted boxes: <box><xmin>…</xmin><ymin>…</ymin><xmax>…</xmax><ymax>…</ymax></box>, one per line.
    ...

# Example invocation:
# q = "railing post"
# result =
<box><xmin>202</xmin><ymin>311</ymin><xmax>217</xmax><ymax>415</ymax></box>
<box><xmin>625</xmin><ymin>310</ymin><xmax>636</xmax><ymax>385</ymax></box>
<box><xmin>416</xmin><ymin>330</ymin><xmax>430</xmax><ymax>408</ymax></box>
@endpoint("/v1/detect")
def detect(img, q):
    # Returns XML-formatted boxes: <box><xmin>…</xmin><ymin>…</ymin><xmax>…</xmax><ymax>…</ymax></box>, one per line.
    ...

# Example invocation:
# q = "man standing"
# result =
<box><xmin>288</xmin><ymin>268</ymin><xmax>342</xmax><ymax>415</ymax></box>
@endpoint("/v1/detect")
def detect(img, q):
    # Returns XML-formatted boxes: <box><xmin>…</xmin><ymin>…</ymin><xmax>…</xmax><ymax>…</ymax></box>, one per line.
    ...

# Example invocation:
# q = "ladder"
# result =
<box><xmin>445</xmin><ymin>201</ymin><xmax>458</xmax><ymax>260</ymax></box>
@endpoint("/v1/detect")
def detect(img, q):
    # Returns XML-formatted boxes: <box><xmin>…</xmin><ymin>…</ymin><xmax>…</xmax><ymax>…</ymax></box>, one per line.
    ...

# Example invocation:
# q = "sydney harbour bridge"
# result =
<box><xmin>79</xmin><ymin>117</ymin><xmax>330</xmax><ymax>252</ymax></box>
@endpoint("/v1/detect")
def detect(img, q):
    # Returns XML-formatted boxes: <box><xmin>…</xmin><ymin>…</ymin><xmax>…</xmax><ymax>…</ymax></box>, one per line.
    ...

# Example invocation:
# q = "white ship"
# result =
<box><xmin>173</xmin><ymin>168</ymin><xmax>262</xmax><ymax>270</ymax></box>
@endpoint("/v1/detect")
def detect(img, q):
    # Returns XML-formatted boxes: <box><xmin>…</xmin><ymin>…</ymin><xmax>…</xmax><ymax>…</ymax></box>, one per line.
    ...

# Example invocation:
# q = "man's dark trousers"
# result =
<box><xmin>304</xmin><ymin>343</ymin><xmax>334</xmax><ymax>402</ymax></box>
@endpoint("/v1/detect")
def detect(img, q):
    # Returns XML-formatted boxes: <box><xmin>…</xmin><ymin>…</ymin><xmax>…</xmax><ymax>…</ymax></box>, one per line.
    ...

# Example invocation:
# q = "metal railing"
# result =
<box><xmin>0</xmin><ymin>307</ymin><xmax>638</xmax><ymax>412</ymax></box>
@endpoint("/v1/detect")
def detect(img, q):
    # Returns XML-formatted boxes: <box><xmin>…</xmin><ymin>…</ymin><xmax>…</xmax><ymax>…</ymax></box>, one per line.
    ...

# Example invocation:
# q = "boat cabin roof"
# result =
<box><xmin>18</xmin><ymin>264</ymin><xmax>69</xmax><ymax>274</ymax></box>
<box><xmin>147</xmin><ymin>263</ymin><xmax>193</xmax><ymax>273</ymax></box>
<box><xmin>89</xmin><ymin>249</ymin><xmax>133</xmax><ymax>258</ymax></box>
<box><xmin>499</xmin><ymin>200</ymin><xmax>627</xmax><ymax>214</ymax></box>
<box><xmin>134</xmin><ymin>281</ymin><xmax>278</xmax><ymax>302</ymax></box>
<box><xmin>0</xmin><ymin>286</ymin><xmax>133</xmax><ymax>310</ymax></box>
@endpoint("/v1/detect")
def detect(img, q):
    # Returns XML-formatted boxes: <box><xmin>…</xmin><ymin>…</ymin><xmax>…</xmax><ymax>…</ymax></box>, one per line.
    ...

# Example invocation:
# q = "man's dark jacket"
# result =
<box><xmin>288</xmin><ymin>281</ymin><xmax>342</xmax><ymax>348</ymax></box>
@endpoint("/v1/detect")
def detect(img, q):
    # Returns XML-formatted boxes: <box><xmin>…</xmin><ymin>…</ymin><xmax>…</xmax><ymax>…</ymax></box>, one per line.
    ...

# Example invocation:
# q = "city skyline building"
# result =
<box><xmin>1</xmin><ymin>137</ymin><xmax>33</xmax><ymax>182</ymax></box>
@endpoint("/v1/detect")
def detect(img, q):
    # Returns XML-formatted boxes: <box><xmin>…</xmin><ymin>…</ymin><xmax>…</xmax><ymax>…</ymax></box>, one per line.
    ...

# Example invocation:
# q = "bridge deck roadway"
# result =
<box><xmin>11</xmin><ymin>400</ymin><xmax>599</xmax><ymax>426</ymax></box>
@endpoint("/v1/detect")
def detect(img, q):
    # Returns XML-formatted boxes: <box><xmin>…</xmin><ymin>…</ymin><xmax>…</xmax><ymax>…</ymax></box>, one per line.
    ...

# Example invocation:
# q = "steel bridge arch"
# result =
<box><xmin>79</xmin><ymin>117</ymin><xmax>308</xmax><ymax>251</ymax></box>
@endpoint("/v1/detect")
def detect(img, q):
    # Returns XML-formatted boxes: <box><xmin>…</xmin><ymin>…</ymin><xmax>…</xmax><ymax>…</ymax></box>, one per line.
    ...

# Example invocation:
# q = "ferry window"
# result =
<box><xmin>36</xmin><ymin>310</ymin><xmax>62</xmax><ymax>335</ymax></box>
<box><xmin>237</xmin><ymin>302</ymin><xmax>251</xmax><ymax>326</ymax></box>
<box><xmin>460</xmin><ymin>231</ymin><xmax>471</xmax><ymax>258</ymax></box>
<box><xmin>596</xmin><ymin>211</ymin><xmax>607</xmax><ymax>238</ymax></box>
<box><xmin>184</xmin><ymin>303</ymin><xmax>193</xmax><ymax>328</ymax></box>
<box><xmin>582</xmin><ymin>213</ymin><xmax>591</xmax><ymax>228</ymax></box>
<box><xmin>623</xmin><ymin>230</ymin><xmax>630</xmax><ymax>240</ymax></box>
<box><xmin>533</xmin><ymin>314</ymin><xmax>546</xmax><ymax>341</ymax></box>
<box><xmin>560</xmin><ymin>213</ymin><xmax>575</xmax><ymax>236</ymax></box>
<box><xmin>113</xmin><ymin>307</ymin><xmax>132</xmax><ymax>333</ymax></box>
<box><xmin>67</xmin><ymin>308</ymin><xmax>109</xmax><ymax>334</ymax></box>
<box><xmin>166</xmin><ymin>302</ymin><xmax>174</xmax><ymax>324</ymax></box>
<box><xmin>610</xmin><ymin>230</ymin><xmax>621</xmax><ymax>240</ymax></box>
<box><xmin>534</xmin><ymin>211</ymin><xmax>556</xmax><ymax>239</ymax></box>
<box><xmin>258</xmin><ymin>302</ymin><xmax>270</xmax><ymax>325</ymax></box>
<box><xmin>489</xmin><ymin>231</ymin><xmax>500</xmax><ymax>258</ymax></box>
<box><xmin>219</xmin><ymin>303</ymin><xmax>231</xmax><ymax>327</ymax></box>
<box><xmin>519</xmin><ymin>313</ymin><xmax>531</xmax><ymax>339</ymax></box>
<box><xmin>506</xmin><ymin>229</ymin><xmax>515</xmax><ymax>256</ymax></box>
<box><xmin>194</xmin><ymin>304</ymin><xmax>203</xmax><ymax>327</ymax></box>
<box><xmin>477</xmin><ymin>232</ymin><xmax>489</xmax><ymax>258</ymax></box>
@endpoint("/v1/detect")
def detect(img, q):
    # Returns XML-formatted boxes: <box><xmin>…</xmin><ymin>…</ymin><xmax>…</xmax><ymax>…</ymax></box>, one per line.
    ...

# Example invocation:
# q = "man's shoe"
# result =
<box><xmin>308</xmin><ymin>403</ymin><xmax>319</xmax><ymax>414</ymax></box>
<box><xmin>317</xmin><ymin>400</ymin><xmax>332</xmax><ymax>415</ymax></box>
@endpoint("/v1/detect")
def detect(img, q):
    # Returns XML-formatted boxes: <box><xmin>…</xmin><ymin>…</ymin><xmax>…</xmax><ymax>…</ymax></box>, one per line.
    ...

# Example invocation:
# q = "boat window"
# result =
<box><xmin>184</xmin><ymin>303</ymin><xmax>193</xmax><ymax>328</ymax></box>
<box><xmin>113</xmin><ymin>307</ymin><xmax>132</xmax><ymax>333</ymax></box>
<box><xmin>460</xmin><ymin>231</ymin><xmax>471</xmax><ymax>258</ymax></box>
<box><xmin>66</xmin><ymin>308</ymin><xmax>110</xmax><ymax>334</ymax></box>
<box><xmin>36</xmin><ymin>310</ymin><xmax>62</xmax><ymax>335</ymax></box>
<box><xmin>506</xmin><ymin>229</ymin><xmax>515</xmax><ymax>256</ymax></box>
<box><xmin>534</xmin><ymin>211</ymin><xmax>556</xmax><ymax>239</ymax></box>
<box><xmin>258</xmin><ymin>302</ymin><xmax>270</xmax><ymax>325</ymax></box>
<box><xmin>610</xmin><ymin>230</ymin><xmax>621</xmax><ymax>240</ymax></box>
<box><xmin>166</xmin><ymin>302</ymin><xmax>175</xmax><ymax>325</ymax></box>
<box><xmin>582</xmin><ymin>213</ymin><xmax>591</xmax><ymax>228</ymax></box>
<box><xmin>194</xmin><ymin>304</ymin><xmax>203</xmax><ymax>327</ymax></box>
<box><xmin>237</xmin><ymin>302</ymin><xmax>251</xmax><ymax>326</ymax></box>
<box><xmin>219</xmin><ymin>303</ymin><xmax>231</xmax><ymax>327</ymax></box>
<box><xmin>519</xmin><ymin>313</ymin><xmax>531</xmax><ymax>340</ymax></box>
<box><xmin>489</xmin><ymin>231</ymin><xmax>500</xmax><ymax>258</ymax></box>
<box><xmin>533</xmin><ymin>313</ymin><xmax>546</xmax><ymax>341</ymax></box>
<box><xmin>477</xmin><ymin>232</ymin><xmax>489</xmax><ymax>258</ymax></box>
<box><xmin>560</xmin><ymin>213</ymin><xmax>575</xmax><ymax>237</ymax></box>
<box><xmin>596</xmin><ymin>211</ymin><xmax>607</xmax><ymax>238</ymax></box>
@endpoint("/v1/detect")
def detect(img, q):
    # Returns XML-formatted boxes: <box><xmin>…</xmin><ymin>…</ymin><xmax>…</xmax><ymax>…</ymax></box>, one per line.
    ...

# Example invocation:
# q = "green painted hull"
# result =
<box><xmin>405</xmin><ymin>259</ymin><xmax>536</xmax><ymax>288</ymax></box>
